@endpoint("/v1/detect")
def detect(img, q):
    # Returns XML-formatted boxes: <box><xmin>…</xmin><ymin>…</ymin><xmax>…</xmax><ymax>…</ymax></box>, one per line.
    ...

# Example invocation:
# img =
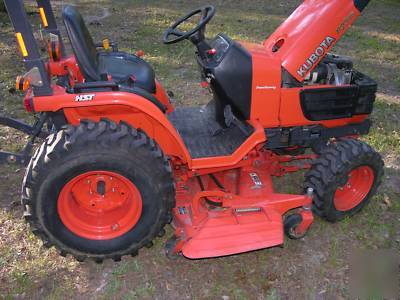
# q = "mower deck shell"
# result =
<box><xmin>172</xmin><ymin>155</ymin><xmax>313</xmax><ymax>258</ymax></box>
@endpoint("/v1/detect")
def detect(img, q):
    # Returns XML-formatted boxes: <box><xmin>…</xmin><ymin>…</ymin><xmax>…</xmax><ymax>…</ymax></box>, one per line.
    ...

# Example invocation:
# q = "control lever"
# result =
<box><xmin>224</xmin><ymin>105</ymin><xmax>252</xmax><ymax>137</ymax></box>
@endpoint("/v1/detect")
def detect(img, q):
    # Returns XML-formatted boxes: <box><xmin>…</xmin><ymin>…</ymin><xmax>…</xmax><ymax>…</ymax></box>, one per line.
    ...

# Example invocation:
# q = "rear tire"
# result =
<box><xmin>304</xmin><ymin>139</ymin><xmax>383</xmax><ymax>222</ymax></box>
<box><xmin>21</xmin><ymin>119</ymin><xmax>175</xmax><ymax>262</ymax></box>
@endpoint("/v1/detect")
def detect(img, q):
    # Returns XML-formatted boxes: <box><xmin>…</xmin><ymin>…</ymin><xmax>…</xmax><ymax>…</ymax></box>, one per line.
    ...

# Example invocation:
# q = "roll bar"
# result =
<box><xmin>3</xmin><ymin>0</ymin><xmax>64</xmax><ymax>96</ymax></box>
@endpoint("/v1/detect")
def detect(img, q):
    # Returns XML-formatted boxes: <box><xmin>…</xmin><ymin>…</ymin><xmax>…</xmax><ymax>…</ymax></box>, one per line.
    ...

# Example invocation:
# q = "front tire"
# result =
<box><xmin>304</xmin><ymin>139</ymin><xmax>384</xmax><ymax>222</ymax></box>
<box><xmin>22</xmin><ymin>120</ymin><xmax>175</xmax><ymax>262</ymax></box>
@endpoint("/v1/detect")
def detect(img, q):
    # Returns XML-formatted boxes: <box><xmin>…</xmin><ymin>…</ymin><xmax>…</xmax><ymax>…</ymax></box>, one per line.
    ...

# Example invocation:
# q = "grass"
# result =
<box><xmin>266</xmin><ymin>289</ymin><xmax>280</xmax><ymax>300</ymax></box>
<box><xmin>121</xmin><ymin>282</ymin><xmax>156</xmax><ymax>300</ymax></box>
<box><xmin>0</xmin><ymin>0</ymin><xmax>399</xmax><ymax>299</ymax></box>
<box><xmin>0</xmin><ymin>210</ymin><xmax>81</xmax><ymax>298</ymax></box>
<box><xmin>363</xmin><ymin>100</ymin><xmax>400</xmax><ymax>154</ymax></box>
<box><xmin>102</xmin><ymin>260</ymin><xmax>147</xmax><ymax>299</ymax></box>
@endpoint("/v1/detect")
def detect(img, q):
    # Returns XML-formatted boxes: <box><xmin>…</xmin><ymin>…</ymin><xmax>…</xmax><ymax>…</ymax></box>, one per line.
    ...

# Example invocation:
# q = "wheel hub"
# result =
<box><xmin>58</xmin><ymin>171</ymin><xmax>142</xmax><ymax>240</ymax></box>
<box><xmin>72</xmin><ymin>174</ymin><xmax>130</xmax><ymax>213</ymax></box>
<box><xmin>334</xmin><ymin>166</ymin><xmax>374</xmax><ymax>211</ymax></box>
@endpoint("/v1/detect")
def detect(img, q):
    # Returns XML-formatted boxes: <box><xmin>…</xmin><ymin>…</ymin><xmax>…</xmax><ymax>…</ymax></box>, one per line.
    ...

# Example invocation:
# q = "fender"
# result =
<box><xmin>31</xmin><ymin>85</ymin><xmax>191</xmax><ymax>164</ymax></box>
<box><xmin>31</xmin><ymin>86</ymin><xmax>267</xmax><ymax>170</ymax></box>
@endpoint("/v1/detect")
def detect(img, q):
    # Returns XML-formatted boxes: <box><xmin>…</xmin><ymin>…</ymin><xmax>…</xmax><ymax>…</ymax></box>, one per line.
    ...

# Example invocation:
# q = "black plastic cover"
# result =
<box><xmin>300</xmin><ymin>71</ymin><xmax>377</xmax><ymax>121</ymax></box>
<box><xmin>301</xmin><ymin>87</ymin><xmax>359</xmax><ymax>120</ymax></box>
<box><xmin>353</xmin><ymin>71</ymin><xmax>377</xmax><ymax>115</ymax></box>
<box><xmin>205</xmin><ymin>35</ymin><xmax>253</xmax><ymax>122</ymax></box>
<box><xmin>265</xmin><ymin>120</ymin><xmax>371</xmax><ymax>150</ymax></box>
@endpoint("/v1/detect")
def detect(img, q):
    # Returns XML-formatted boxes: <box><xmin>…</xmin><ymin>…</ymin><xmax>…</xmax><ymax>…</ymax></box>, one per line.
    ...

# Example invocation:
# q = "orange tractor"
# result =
<box><xmin>1</xmin><ymin>0</ymin><xmax>383</xmax><ymax>261</ymax></box>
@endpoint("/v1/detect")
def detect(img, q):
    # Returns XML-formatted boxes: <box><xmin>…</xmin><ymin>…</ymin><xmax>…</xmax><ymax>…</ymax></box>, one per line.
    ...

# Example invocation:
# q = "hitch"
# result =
<box><xmin>0</xmin><ymin>113</ymin><xmax>49</xmax><ymax>166</ymax></box>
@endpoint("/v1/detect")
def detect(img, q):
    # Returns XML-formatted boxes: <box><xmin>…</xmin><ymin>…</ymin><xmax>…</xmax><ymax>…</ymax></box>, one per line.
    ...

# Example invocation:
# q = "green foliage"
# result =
<box><xmin>363</xmin><ymin>100</ymin><xmax>400</xmax><ymax>154</ymax></box>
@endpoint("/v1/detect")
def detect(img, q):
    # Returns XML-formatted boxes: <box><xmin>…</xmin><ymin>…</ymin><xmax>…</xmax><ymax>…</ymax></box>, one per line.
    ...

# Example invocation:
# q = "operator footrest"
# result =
<box><xmin>168</xmin><ymin>106</ymin><xmax>253</xmax><ymax>159</ymax></box>
<box><xmin>181</xmin><ymin>208</ymin><xmax>283</xmax><ymax>259</ymax></box>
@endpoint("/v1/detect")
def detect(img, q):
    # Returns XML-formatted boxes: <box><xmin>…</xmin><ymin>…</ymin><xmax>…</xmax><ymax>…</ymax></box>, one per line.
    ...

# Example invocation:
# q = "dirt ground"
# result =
<box><xmin>0</xmin><ymin>0</ymin><xmax>399</xmax><ymax>299</ymax></box>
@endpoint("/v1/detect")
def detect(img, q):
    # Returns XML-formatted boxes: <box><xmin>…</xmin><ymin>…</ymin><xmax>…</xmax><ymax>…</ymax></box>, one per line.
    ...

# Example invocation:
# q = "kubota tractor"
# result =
<box><xmin>1</xmin><ymin>0</ymin><xmax>383</xmax><ymax>262</ymax></box>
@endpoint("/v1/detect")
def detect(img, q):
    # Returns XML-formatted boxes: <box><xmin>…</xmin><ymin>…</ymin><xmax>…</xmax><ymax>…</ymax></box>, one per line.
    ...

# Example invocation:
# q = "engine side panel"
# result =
<box><xmin>279</xmin><ymin>86</ymin><xmax>368</xmax><ymax>128</ymax></box>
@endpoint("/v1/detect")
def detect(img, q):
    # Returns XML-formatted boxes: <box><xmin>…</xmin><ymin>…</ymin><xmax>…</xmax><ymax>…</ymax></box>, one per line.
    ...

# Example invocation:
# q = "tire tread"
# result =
<box><xmin>304</xmin><ymin>139</ymin><xmax>384</xmax><ymax>222</ymax></box>
<box><xmin>22</xmin><ymin>119</ymin><xmax>175</xmax><ymax>262</ymax></box>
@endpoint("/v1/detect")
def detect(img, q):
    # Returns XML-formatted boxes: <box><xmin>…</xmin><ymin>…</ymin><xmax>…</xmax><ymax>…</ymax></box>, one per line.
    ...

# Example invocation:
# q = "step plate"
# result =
<box><xmin>181</xmin><ymin>209</ymin><xmax>283</xmax><ymax>259</ymax></box>
<box><xmin>168</xmin><ymin>106</ymin><xmax>253</xmax><ymax>159</ymax></box>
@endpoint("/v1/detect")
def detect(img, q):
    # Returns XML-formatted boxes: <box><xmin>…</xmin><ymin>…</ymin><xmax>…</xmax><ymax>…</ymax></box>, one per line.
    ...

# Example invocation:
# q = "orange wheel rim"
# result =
<box><xmin>334</xmin><ymin>166</ymin><xmax>374</xmax><ymax>212</ymax></box>
<box><xmin>58</xmin><ymin>171</ymin><xmax>142</xmax><ymax>240</ymax></box>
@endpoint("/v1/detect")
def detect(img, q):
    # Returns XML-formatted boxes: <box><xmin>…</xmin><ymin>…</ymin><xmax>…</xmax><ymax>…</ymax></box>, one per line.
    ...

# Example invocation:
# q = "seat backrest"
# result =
<box><xmin>62</xmin><ymin>5</ymin><xmax>100</xmax><ymax>81</ymax></box>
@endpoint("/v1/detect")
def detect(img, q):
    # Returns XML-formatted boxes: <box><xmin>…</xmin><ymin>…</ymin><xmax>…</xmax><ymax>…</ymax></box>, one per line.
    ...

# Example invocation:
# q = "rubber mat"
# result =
<box><xmin>168</xmin><ymin>106</ymin><xmax>252</xmax><ymax>159</ymax></box>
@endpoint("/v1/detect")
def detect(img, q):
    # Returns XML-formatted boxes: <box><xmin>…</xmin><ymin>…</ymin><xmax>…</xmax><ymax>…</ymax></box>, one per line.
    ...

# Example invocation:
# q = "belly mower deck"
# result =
<box><xmin>171</xmin><ymin>157</ymin><xmax>314</xmax><ymax>259</ymax></box>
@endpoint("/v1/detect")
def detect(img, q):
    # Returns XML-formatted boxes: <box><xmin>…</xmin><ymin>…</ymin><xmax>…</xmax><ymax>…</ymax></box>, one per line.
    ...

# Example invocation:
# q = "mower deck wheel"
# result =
<box><xmin>284</xmin><ymin>214</ymin><xmax>307</xmax><ymax>240</ymax></box>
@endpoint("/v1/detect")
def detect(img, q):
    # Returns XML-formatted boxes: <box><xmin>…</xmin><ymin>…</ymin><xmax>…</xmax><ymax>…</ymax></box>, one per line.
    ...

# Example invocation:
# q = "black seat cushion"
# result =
<box><xmin>62</xmin><ymin>5</ymin><xmax>156</xmax><ymax>93</ymax></box>
<box><xmin>98</xmin><ymin>52</ymin><xmax>156</xmax><ymax>93</ymax></box>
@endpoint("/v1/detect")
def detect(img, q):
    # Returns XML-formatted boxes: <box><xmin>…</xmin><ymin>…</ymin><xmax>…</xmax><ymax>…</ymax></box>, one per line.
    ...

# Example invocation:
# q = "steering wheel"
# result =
<box><xmin>163</xmin><ymin>6</ymin><xmax>216</xmax><ymax>45</ymax></box>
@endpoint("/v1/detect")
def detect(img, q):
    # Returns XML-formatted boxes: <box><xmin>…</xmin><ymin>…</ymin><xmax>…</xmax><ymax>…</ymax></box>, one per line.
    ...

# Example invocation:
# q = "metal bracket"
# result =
<box><xmin>0</xmin><ymin>114</ymin><xmax>49</xmax><ymax>166</ymax></box>
<box><xmin>0</xmin><ymin>115</ymin><xmax>48</xmax><ymax>139</ymax></box>
<box><xmin>0</xmin><ymin>145</ymin><xmax>33</xmax><ymax>166</ymax></box>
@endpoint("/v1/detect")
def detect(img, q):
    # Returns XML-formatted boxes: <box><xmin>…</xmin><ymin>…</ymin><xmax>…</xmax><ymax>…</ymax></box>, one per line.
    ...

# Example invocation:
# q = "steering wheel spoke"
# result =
<box><xmin>163</xmin><ymin>6</ymin><xmax>215</xmax><ymax>45</ymax></box>
<box><xmin>170</xmin><ymin>28</ymin><xmax>184</xmax><ymax>37</ymax></box>
<box><xmin>201</xmin><ymin>7</ymin><xmax>211</xmax><ymax>21</ymax></box>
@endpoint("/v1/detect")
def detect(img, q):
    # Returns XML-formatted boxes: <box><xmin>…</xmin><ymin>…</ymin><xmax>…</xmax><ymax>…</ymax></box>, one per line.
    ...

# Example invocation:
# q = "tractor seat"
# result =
<box><xmin>62</xmin><ymin>5</ymin><xmax>156</xmax><ymax>93</ymax></box>
<box><xmin>98</xmin><ymin>52</ymin><xmax>156</xmax><ymax>92</ymax></box>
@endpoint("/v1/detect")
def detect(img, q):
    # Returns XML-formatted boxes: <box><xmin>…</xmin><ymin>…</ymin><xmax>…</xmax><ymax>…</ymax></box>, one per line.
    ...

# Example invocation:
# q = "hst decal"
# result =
<box><xmin>75</xmin><ymin>94</ymin><xmax>95</xmax><ymax>102</ymax></box>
